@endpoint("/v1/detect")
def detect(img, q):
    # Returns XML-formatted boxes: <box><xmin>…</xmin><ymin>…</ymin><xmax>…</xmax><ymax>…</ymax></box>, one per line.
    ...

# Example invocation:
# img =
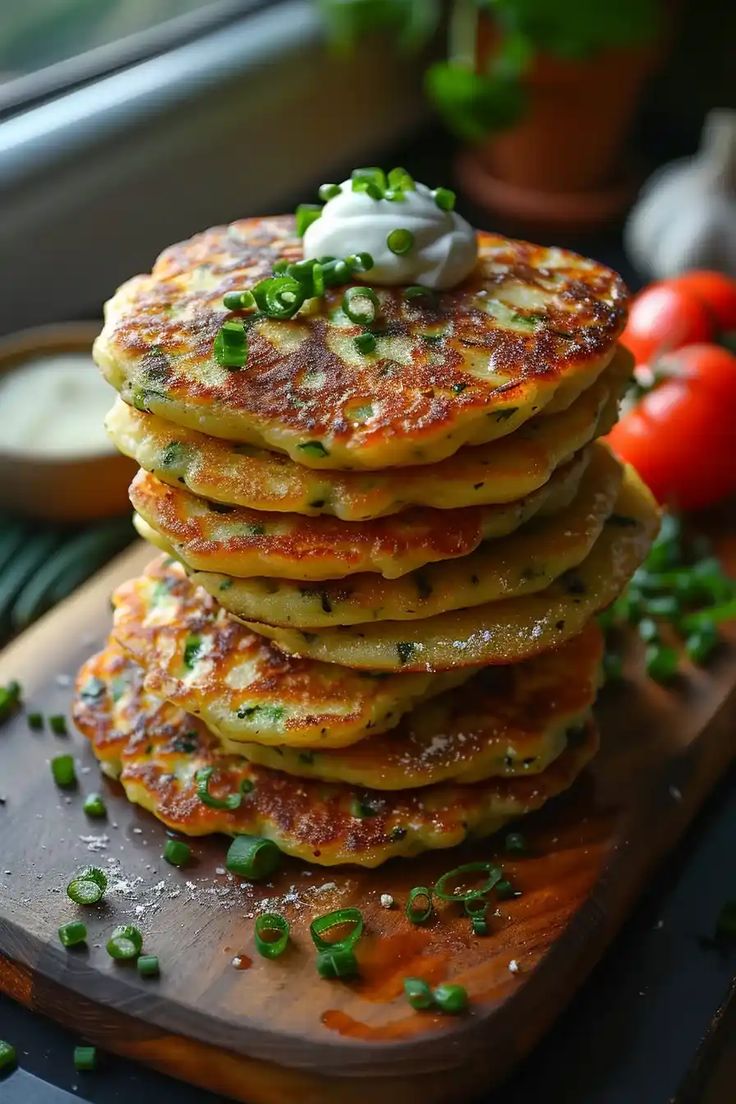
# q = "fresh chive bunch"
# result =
<box><xmin>600</xmin><ymin>512</ymin><xmax>735</xmax><ymax>683</ymax></box>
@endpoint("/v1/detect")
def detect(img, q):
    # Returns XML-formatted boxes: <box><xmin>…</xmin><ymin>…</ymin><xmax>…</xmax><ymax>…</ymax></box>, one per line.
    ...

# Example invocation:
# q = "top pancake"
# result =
<box><xmin>94</xmin><ymin>216</ymin><xmax>628</xmax><ymax>470</ymax></box>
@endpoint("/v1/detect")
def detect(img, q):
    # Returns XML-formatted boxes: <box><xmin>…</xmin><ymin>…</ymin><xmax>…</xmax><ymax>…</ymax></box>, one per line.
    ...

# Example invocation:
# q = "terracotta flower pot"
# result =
<box><xmin>457</xmin><ymin>19</ymin><xmax>662</xmax><ymax>228</ymax></box>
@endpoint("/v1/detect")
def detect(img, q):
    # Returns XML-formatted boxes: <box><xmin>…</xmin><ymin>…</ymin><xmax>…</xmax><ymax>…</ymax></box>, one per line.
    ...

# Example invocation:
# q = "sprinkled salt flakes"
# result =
<box><xmin>380</xmin><ymin>894</ymin><xmax>395</xmax><ymax>909</ymax></box>
<box><xmin>79</xmin><ymin>834</ymin><xmax>110</xmax><ymax>853</ymax></box>
<box><xmin>508</xmin><ymin>959</ymin><xmax>520</xmax><ymax>975</ymax></box>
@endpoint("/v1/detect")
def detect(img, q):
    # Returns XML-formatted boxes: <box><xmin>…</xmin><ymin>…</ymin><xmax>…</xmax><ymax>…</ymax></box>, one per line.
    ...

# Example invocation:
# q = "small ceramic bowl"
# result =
<box><xmin>0</xmin><ymin>322</ymin><xmax>136</xmax><ymax>523</ymax></box>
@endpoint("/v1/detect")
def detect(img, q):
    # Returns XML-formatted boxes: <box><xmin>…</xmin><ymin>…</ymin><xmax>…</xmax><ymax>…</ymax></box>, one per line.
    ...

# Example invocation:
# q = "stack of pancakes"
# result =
<box><xmin>73</xmin><ymin>218</ymin><xmax>659</xmax><ymax>867</ymax></box>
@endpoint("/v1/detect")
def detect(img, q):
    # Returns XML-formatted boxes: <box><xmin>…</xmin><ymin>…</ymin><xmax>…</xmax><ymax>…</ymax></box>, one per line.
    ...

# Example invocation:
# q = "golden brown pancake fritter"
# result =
<box><xmin>140</xmin><ymin>445</ymin><xmax>620</xmax><ymax>629</ymax></box>
<box><xmin>94</xmin><ymin>216</ymin><xmax>627</xmax><ymax>469</ymax></box>
<box><xmin>129</xmin><ymin>450</ymin><xmax>588</xmax><ymax>582</ymax></box>
<box><xmin>73</xmin><ymin>641</ymin><xmax>599</xmax><ymax>866</ymax></box>
<box><xmin>111</xmin><ymin>556</ymin><xmax>473</xmax><ymax>748</ymax></box>
<box><xmin>105</xmin><ymin>346</ymin><xmax>629</xmax><ymax>518</ymax></box>
<box><xmin>243</xmin><ymin>464</ymin><xmax>659</xmax><ymax>671</ymax></box>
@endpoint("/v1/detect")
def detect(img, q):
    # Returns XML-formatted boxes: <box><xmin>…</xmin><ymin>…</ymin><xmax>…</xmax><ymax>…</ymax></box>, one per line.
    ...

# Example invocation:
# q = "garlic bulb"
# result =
<box><xmin>625</xmin><ymin>109</ymin><xmax>736</xmax><ymax>280</ymax></box>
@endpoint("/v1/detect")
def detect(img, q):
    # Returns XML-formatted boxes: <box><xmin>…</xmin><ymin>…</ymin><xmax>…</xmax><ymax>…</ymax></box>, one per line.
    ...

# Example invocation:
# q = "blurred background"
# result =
<box><xmin>0</xmin><ymin>0</ymin><xmax>734</xmax><ymax>633</ymax></box>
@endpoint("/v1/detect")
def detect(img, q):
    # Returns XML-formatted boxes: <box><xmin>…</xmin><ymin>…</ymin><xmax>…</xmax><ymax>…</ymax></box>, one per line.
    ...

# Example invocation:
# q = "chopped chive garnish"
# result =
<box><xmin>79</xmin><ymin>867</ymin><xmax>107</xmax><ymax>891</ymax></box>
<box><xmin>310</xmin><ymin>907</ymin><xmax>364</xmax><ymax>952</ymax></box>
<box><xmin>252</xmin><ymin>275</ymin><xmax>306</xmax><ymax>320</ymax></box>
<box><xmin>295</xmin><ymin>203</ymin><xmax>322</xmax><ymax>236</ymax></box>
<box><xmin>255</xmin><ymin>912</ymin><xmax>290</xmax><ymax>958</ymax></box>
<box><xmin>471</xmin><ymin>915</ymin><xmax>489</xmax><ymax>935</ymax></box>
<box><xmin>388</xmin><ymin>167</ymin><xmax>415</xmax><ymax>191</ymax></box>
<box><xmin>342</xmin><ymin>286</ymin><xmax>379</xmax><ymax>326</ymax></box>
<box><xmin>214</xmin><ymin>319</ymin><xmax>247</xmax><ymax>369</ymax></box>
<box><xmin>49</xmin><ymin>714</ymin><xmax>68</xmax><ymax>736</ymax></box>
<box><xmin>434</xmin><ymin>862</ymin><xmax>503</xmax><ymax>902</ymax></box>
<box><xmin>297</xmin><ymin>440</ymin><xmax>329</xmax><ymax>458</ymax></box>
<box><xmin>67</xmin><ymin>877</ymin><xmax>104</xmax><ymax>906</ymax></box>
<box><xmin>316</xmin><ymin>947</ymin><xmax>358</xmax><ymax>979</ymax></box>
<box><xmin>404</xmin><ymin>976</ymin><xmax>433</xmax><ymax>1010</ymax></box>
<box><xmin>51</xmin><ymin>754</ymin><xmax>76</xmax><ymax>788</ymax></box>
<box><xmin>465</xmin><ymin>896</ymin><xmax>489</xmax><ymax>935</ymax></box>
<box><xmin>137</xmin><ymin>954</ymin><xmax>160</xmax><ymax>978</ymax></box>
<box><xmin>504</xmin><ymin>832</ymin><xmax>528</xmax><ymax>855</ymax></box>
<box><xmin>74</xmin><ymin>1046</ymin><xmax>97</xmax><ymax>1071</ymax></box>
<box><xmin>183</xmin><ymin>634</ymin><xmax>202</xmax><ymax>669</ymax></box>
<box><xmin>226</xmin><ymin>834</ymin><xmax>281</xmax><ymax>880</ymax></box>
<box><xmin>386</xmin><ymin>228</ymin><xmax>414</xmax><ymax>255</ymax></box>
<box><xmin>354</xmin><ymin>332</ymin><xmax>377</xmax><ymax>354</ymax></box>
<box><xmin>495</xmin><ymin>878</ymin><xmax>518</xmax><ymax>900</ymax></box>
<box><xmin>163</xmin><ymin>839</ymin><xmax>191</xmax><ymax>867</ymax></box>
<box><xmin>195</xmin><ymin>767</ymin><xmax>245</xmax><ymax>810</ymax></box>
<box><xmin>27</xmin><ymin>711</ymin><xmax>44</xmax><ymax>731</ymax></box>
<box><xmin>58</xmin><ymin>921</ymin><xmax>87</xmax><ymax>948</ymax></box>
<box><xmin>0</xmin><ymin>1040</ymin><xmax>16</xmax><ymax>1071</ymax></box>
<box><xmin>223</xmin><ymin>289</ymin><xmax>256</xmax><ymax>311</ymax></box>
<box><xmin>433</xmin><ymin>983</ymin><xmax>468</xmax><ymax>1014</ymax></box>
<box><xmin>345</xmin><ymin>252</ymin><xmax>374</xmax><ymax>273</ymax></box>
<box><xmin>320</xmin><ymin>258</ymin><xmax>351</xmax><ymax>286</ymax></box>
<box><xmin>83</xmin><ymin>793</ymin><xmax>107</xmax><ymax>818</ymax></box>
<box><xmin>432</xmin><ymin>187</ymin><xmax>456</xmax><ymax>212</ymax></box>
<box><xmin>405</xmin><ymin>886</ymin><xmax>433</xmax><ymax>924</ymax></box>
<box><xmin>318</xmin><ymin>183</ymin><xmax>341</xmax><ymax>201</ymax></box>
<box><xmin>404</xmin><ymin>285</ymin><xmax>436</xmax><ymax>304</ymax></box>
<box><xmin>106</xmin><ymin>924</ymin><xmax>143</xmax><ymax>961</ymax></box>
<box><xmin>0</xmin><ymin>680</ymin><xmax>21</xmax><ymax>722</ymax></box>
<box><xmin>646</xmin><ymin>643</ymin><xmax>679</xmax><ymax>683</ymax></box>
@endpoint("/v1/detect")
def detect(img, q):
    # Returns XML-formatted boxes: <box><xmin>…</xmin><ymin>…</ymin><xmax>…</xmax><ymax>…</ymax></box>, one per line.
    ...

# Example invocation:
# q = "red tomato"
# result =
<box><xmin>620</xmin><ymin>283</ymin><xmax>713</xmax><ymax>365</ymax></box>
<box><xmin>668</xmin><ymin>270</ymin><xmax>736</xmax><ymax>332</ymax></box>
<box><xmin>608</xmin><ymin>344</ymin><xmax>736</xmax><ymax>509</ymax></box>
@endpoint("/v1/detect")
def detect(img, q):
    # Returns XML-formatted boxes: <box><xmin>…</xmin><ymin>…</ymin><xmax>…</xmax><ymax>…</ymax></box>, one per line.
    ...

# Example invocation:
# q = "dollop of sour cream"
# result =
<box><xmin>303</xmin><ymin>180</ymin><xmax>478</xmax><ymax>290</ymax></box>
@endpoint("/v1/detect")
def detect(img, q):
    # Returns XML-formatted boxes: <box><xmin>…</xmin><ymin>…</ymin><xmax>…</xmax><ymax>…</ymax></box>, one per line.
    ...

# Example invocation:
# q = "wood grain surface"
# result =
<box><xmin>0</xmin><ymin>540</ymin><xmax>735</xmax><ymax>1104</ymax></box>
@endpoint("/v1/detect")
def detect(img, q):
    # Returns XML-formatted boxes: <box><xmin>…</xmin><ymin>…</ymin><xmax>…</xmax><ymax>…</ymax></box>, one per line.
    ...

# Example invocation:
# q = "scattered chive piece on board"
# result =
<box><xmin>49</xmin><ymin>714</ymin><xmax>68</xmax><ymax>736</ymax></box>
<box><xmin>51</xmin><ymin>754</ymin><xmax>76</xmax><ymax>787</ymax></box>
<box><xmin>83</xmin><ymin>793</ymin><xmax>107</xmax><ymax>818</ymax></box>
<box><xmin>73</xmin><ymin>1046</ymin><xmax>97</xmax><ymax>1071</ymax></box>
<box><xmin>137</xmin><ymin>955</ymin><xmax>160</xmax><ymax>978</ymax></box>
<box><xmin>0</xmin><ymin>1040</ymin><xmax>17</xmax><ymax>1071</ymax></box>
<box><xmin>58</xmin><ymin>921</ymin><xmax>87</xmax><ymax>948</ymax></box>
<box><xmin>163</xmin><ymin>839</ymin><xmax>191</xmax><ymax>867</ymax></box>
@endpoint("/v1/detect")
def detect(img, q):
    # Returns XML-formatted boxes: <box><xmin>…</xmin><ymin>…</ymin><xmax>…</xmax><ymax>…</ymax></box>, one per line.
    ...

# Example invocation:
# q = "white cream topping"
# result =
<box><xmin>303</xmin><ymin>180</ymin><xmax>478</xmax><ymax>290</ymax></box>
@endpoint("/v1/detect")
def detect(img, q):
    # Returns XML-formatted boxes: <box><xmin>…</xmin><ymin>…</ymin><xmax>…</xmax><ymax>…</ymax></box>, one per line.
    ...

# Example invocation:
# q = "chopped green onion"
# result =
<box><xmin>106</xmin><ymin>924</ymin><xmax>143</xmax><ymax>961</ymax></box>
<box><xmin>404</xmin><ymin>285</ymin><xmax>436</xmax><ymax>305</ymax></box>
<box><xmin>79</xmin><ymin>867</ymin><xmax>107</xmax><ymax>891</ymax></box>
<box><xmin>504</xmin><ymin>832</ymin><xmax>528</xmax><ymax>855</ymax></box>
<box><xmin>163</xmin><ymin>839</ymin><xmax>191</xmax><ymax>867</ymax></box>
<box><xmin>387</xmin><ymin>228</ymin><xmax>414</xmax><ymax>255</ymax></box>
<box><xmin>137</xmin><ymin>955</ymin><xmax>160</xmax><ymax>978</ymax></box>
<box><xmin>49</xmin><ymin>714</ymin><xmax>68</xmax><ymax>736</ymax></box>
<box><xmin>686</xmin><ymin>625</ymin><xmax>718</xmax><ymax>664</ymax></box>
<box><xmin>83</xmin><ymin>793</ymin><xmax>107</xmax><ymax>818</ymax></box>
<box><xmin>403</xmin><ymin>976</ymin><xmax>433</xmax><ymax>1010</ymax></box>
<box><xmin>51</xmin><ymin>754</ymin><xmax>76</xmax><ymax>788</ymax></box>
<box><xmin>255</xmin><ymin>912</ymin><xmax>290</xmax><ymax>958</ymax></box>
<box><xmin>297</xmin><ymin>440</ymin><xmax>329</xmax><ymax>458</ymax></box>
<box><xmin>310</xmin><ymin>907</ymin><xmax>364</xmax><ymax>952</ymax></box>
<box><xmin>195</xmin><ymin>767</ymin><xmax>244</xmax><ymax>810</ymax></box>
<box><xmin>214</xmin><ymin>319</ymin><xmax>247</xmax><ymax>369</ymax></box>
<box><xmin>295</xmin><ymin>204</ymin><xmax>322</xmax><ymax>236</ymax></box>
<box><xmin>465</xmin><ymin>896</ymin><xmax>489</xmax><ymax>935</ymax></box>
<box><xmin>67</xmin><ymin>877</ymin><xmax>104</xmax><ymax>906</ymax></box>
<box><xmin>638</xmin><ymin>617</ymin><xmax>659</xmax><ymax>643</ymax></box>
<box><xmin>646</xmin><ymin>643</ymin><xmax>679</xmax><ymax>683</ymax></box>
<box><xmin>405</xmin><ymin>886</ymin><xmax>433</xmax><ymax>924</ymax></box>
<box><xmin>58</xmin><ymin>921</ymin><xmax>87</xmax><ymax>948</ymax></box>
<box><xmin>471</xmin><ymin>916</ymin><xmax>489</xmax><ymax>935</ymax></box>
<box><xmin>225</xmin><ymin>834</ymin><xmax>281</xmax><ymax>880</ymax></box>
<box><xmin>320</xmin><ymin>258</ymin><xmax>351</xmax><ymax>287</ymax></box>
<box><xmin>432</xmin><ymin>187</ymin><xmax>456</xmax><ymax>211</ymax></box>
<box><xmin>0</xmin><ymin>680</ymin><xmax>21</xmax><ymax>722</ymax></box>
<box><xmin>345</xmin><ymin>252</ymin><xmax>374</xmax><ymax>273</ymax></box>
<box><xmin>74</xmin><ymin>1046</ymin><xmax>97</xmax><ymax>1071</ymax></box>
<box><xmin>388</xmin><ymin>167</ymin><xmax>415</xmax><ymax>191</ymax></box>
<box><xmin>354</xmin><ymin>332</ymin><xmax>377</xmax><ymax>354</ymax></box>
<box><xmin>318</xmin><ymin>183</ymin><xmax>341</xmax><ymax>201</ymax></box>
<box><xmin>342</xmin><ymin>286</ymin><xmax>379</xmax><ymax>325</ymax></box>
<box><xmin>252</xmin><ymin>276</ymin><xmax>306</xmax><ymax>320</ymax></box>
<box><xmin>316</xmin><ymin>947</ymin><xmax>359</xmax><ymax>979</ymax></box>
<box><xmin>223</xmin><ymin>289</ymin><xmax>256</xmax><ymax>311</ymax></box>
<box><xmin>27</xmin><ymin>711</ymin><xmax>44</xmax><ymax>731</ymax></box>
<box><xmin>0</xmin><ymin>1040</ymin><xmax>16</xmax><ymax>1071</ymax></box>
<box><xmin>434</xmin><ymin>862</ymin><xmax>503</xmax><ymax>902</ymax></box>
<box><xmin>433</xmin><ymin>983</ymin><xmax>468</xmax><ymax>1014</ymax></box>
<box><xmin>495</xmin><ymin>878</ymin><xmax>518</xmax><ymax>900</ymax></box>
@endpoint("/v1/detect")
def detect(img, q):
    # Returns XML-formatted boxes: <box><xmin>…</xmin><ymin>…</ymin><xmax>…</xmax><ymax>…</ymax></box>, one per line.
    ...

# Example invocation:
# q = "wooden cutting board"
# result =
<box><xmin>1</xmin><ymin>541</ymin><xmax>735</xmax><ymax>1104</ymax></box>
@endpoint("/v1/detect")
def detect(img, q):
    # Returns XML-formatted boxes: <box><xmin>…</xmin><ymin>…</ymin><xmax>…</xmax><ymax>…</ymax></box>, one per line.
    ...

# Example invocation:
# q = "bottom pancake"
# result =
<box><xmin>73</xmin><ymin>645</ymin><xmax>599</xmax><ymax>867</ymax></box>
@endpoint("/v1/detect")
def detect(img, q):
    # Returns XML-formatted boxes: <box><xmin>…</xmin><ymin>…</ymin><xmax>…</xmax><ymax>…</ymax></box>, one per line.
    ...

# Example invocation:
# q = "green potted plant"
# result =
<box><xmin>319</xmin><ymin>0</ymin><xmax>665</xmax><ymax>226</ymax></box>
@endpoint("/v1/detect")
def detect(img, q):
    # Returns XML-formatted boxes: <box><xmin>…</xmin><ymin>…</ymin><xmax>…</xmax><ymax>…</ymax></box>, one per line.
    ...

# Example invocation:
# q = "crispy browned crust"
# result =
<box><xmin>95</xmin><ymin>216</ymin><xmax>628</xmax><ymax>469</ymax></box>
<box><xmin>73</xmin><ymin>641</ymin><xmax>600</xmax><ymax>866</ymax></box>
